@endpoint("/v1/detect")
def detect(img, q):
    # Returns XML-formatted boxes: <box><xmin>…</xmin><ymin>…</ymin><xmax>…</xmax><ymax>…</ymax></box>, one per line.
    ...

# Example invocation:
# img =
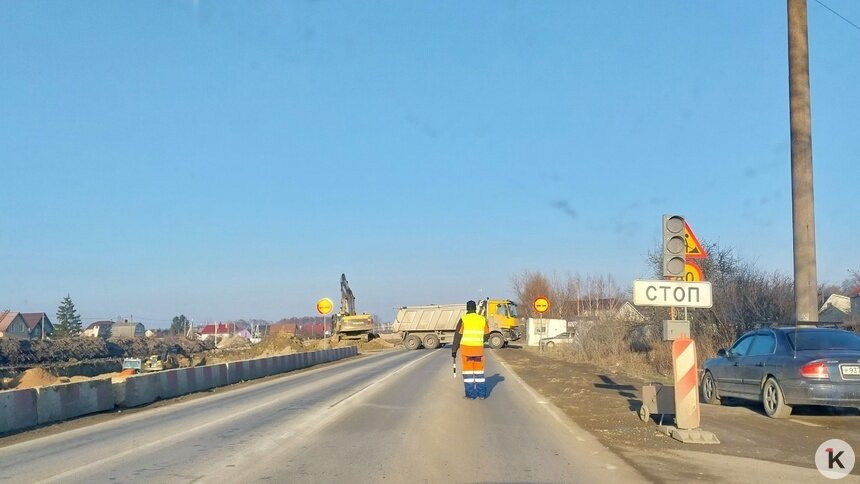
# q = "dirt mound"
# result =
<box><xmin>355</xmin><ymin>338</ymin><xmax>396</xmax><ymax>352</ymax></box>
<box><xmin>250</xmin><ymin>332</ymin><xmax>306</xmax><ymax>357</ymax></box>
<box><xmin>216</xmin><ymin>335</ymin><xmax>250</xmax><ymax>349</ymax></box>
<box><xmin>0</xmin><ymin>336</ymin><xmax>216</xmax><ymax>367</ymax></box>
<box><xmin>15</xmin><ymin>368</ymin><xmax>61</xmax><ymax>389</ymax></box>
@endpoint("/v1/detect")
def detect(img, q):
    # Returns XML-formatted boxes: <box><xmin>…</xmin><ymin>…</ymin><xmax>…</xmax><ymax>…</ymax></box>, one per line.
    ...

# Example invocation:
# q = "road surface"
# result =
<box><xmin>0</xmin><ymin>349</ymin><xmax>643</xmax><ymax>483</ymax></box>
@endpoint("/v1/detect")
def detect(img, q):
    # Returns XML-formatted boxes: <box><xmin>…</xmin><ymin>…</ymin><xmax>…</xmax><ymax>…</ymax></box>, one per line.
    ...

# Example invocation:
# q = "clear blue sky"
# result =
<box><xmin>2</xmin><ymin>1</ymin><xmax>858</xmax><ymax>327</ymax></box>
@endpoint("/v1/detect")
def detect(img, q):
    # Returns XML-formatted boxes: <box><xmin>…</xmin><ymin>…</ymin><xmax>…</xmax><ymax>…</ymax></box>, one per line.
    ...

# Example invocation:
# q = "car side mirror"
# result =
<box><xmin>717</xmin><ymin>348</ymin><xmax>728</xmax><ymax>358</ymax></box>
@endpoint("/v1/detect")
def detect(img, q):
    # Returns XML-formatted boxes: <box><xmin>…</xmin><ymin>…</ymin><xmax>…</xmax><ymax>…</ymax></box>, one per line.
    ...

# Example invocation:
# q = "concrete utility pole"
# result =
<box><xmin>787</xmin><ymin>0</ymin><xmax>818</xmax><ymax>322</ymax></box>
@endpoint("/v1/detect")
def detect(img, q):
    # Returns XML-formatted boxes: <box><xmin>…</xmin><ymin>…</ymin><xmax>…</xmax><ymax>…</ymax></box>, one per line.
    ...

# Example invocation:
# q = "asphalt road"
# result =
<box><xmin>0</xmin><ymin>349</ymin><xmax>644</xmax><ymax>483</ymax></box>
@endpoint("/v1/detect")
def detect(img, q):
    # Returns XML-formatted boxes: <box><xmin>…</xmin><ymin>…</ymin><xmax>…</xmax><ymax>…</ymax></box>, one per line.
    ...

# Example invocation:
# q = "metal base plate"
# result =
<box><xmin>656</xmin><ymin>425</ymin><xmax>720</xmax><ymax>445</ymax></box>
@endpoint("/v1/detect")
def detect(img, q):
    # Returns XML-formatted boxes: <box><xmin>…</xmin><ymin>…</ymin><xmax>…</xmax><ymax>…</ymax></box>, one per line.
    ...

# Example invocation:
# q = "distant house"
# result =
<box><xmin>562</xmin><ymin>298</ymin><xmax>645</xmax><ymax>323</ymax></box>
<box><xmin>819</xmin><ymin>294</ymin><xmax>852</xmax><ymax>323</ymax></box>
<box><xmin>21</xmin><ymin>313</ymin><xmax>54</xmax><ymax>339</ymax></box>
<box><xmin>84</xmin><ymin>320</ymin><xmax>115</xmax><ymax>338</ymax></box>
<box><xmin>199</xmin><ymin>323</ymin><xmax>233</xmax><ymax>341</ymax></box>
<box><xmin>0</xmin><ymin>312</ymin><xmax>30</xmax><ymax>340</ymax></box>
<box><xmin>111</xmin><ymin>321</ymin><xmax>146</xmax><ymax>338</ymax></box>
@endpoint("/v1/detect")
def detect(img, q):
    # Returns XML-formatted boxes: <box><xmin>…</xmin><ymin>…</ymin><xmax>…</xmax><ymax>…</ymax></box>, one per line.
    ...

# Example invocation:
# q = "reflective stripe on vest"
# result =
<box><xmin>461</xmin><ymin>313</ymin><xmax>486</xmax><ymax>346</ymax></box>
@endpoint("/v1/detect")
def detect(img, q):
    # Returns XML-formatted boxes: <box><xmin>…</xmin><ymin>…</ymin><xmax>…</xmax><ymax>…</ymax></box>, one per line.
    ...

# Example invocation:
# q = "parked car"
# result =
<box><xmin>701</xmin><ymin>326</ymin><xmax>860</xmax><ymax>418</ymax></box>
<box><xmin>539</xmin><ymin>331</ymin><xmax>576</xmax><ymax>350</ymax></box>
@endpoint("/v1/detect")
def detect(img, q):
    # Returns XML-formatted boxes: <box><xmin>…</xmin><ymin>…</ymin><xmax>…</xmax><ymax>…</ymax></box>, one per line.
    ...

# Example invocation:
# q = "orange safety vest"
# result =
<box><xmin>460</xmin><ymin>313</ymin><xmax>487</xmax><ymax>347</ymax></box>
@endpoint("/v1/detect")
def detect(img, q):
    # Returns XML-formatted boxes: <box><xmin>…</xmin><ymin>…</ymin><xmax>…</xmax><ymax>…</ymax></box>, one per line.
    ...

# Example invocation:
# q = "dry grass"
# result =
<box><xmin>547</xmin><ymin>319</ymin><xmax>733</xmax><ymax>381</ymax></box>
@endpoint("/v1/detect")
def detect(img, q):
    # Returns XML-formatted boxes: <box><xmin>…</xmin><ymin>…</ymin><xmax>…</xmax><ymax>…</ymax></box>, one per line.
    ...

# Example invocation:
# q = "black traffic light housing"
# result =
<box><xmin>663</xmin><ymin>214</ymin><xmax>686</xmax><ymax>278</ymax></box>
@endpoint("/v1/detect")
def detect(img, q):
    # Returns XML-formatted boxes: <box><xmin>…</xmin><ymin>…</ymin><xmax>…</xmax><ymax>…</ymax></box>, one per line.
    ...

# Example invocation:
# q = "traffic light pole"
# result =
<box><xmin>787</xmin><ymin>0</ymin><xmax>818</xmax><ymax>322</ymax></box>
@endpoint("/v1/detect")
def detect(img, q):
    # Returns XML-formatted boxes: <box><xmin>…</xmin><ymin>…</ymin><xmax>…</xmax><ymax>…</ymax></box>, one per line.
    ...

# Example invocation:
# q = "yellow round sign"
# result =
<box><xmin>316</xmin><ymin>298</ymin><xmax>334</xmax><ymax>315</ymax></box>
<box><xmin>684</xmin><ymin>261</ymin><xmax>704</xmax><ymax>282</ymax></box>
<box><xmin>533</xmin><ymin>296</ymin><xmax>550</xmax><ymax>314</ymax></box>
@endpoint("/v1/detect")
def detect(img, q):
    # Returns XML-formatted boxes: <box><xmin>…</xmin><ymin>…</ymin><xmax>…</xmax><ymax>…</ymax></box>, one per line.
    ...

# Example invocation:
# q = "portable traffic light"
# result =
<box><xmin>663</xmin><ymin>214</ymin><xmax>686</xmax><ymax>278</ymax></box>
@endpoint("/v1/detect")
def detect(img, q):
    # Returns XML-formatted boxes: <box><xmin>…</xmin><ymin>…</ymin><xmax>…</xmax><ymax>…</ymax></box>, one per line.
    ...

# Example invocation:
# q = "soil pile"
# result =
<box><xmin>356</xmin><ymin>338</ymin><xmax>395</xmax><ymax>352</ymax></box>
<box><xmin>216</xmin><ymin>335</ymin><xmax>250</xmax><ymax>349</ymax></box>
<box><xmin>15</xmin><ymin>368</ymin><xmax>61</xmax><ymax>389</ymax></box>
<box><xmin>250</xmin><ymin>333</ymin><xmax>306</xmax><ymax>357</ymax></box>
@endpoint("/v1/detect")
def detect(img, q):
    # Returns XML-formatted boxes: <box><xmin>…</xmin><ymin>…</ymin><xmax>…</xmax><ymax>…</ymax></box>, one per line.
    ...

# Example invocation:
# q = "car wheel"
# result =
<box><xmin>701</xmin><ymin>371</ymin><xmax>721</xmax><ymax>405</ymax></box>
<box><xmin>545</xmin><ymin>341</ymin><xmax>555</xmax><ymax>349</ymax></box>
<box><xmin>762</xmin><ymin>377</ymin><xmax>792</xmax><ymax>419</ymax></box>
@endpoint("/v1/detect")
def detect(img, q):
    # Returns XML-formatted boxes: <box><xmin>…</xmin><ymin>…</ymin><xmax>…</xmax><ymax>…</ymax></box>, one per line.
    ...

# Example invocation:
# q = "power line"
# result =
<box><xmin>814</xmin><ymin>0</ymin><xmax>860</xmax><ymax>32</ymax></box>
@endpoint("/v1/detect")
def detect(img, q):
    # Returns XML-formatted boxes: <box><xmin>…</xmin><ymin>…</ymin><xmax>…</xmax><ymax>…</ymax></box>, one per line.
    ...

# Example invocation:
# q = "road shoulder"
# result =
<box><xmin>494</xmin><ymin>347</ymin><xmax>860</xmax><ymax>482</ymax></box>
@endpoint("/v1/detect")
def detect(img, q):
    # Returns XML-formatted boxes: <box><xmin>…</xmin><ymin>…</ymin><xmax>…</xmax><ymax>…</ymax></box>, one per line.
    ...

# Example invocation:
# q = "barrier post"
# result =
<box><xmin>672</xmin><ymin>336</ymin><xmax>700</xmax><ymax>430</ymax></box>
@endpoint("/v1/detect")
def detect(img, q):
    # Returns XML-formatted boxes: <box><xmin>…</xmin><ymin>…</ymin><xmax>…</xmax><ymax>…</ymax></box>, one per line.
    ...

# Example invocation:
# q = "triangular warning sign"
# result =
<box><xmin>684</xmin><ymin>221</ymin><xmax>707</xmax><ymax>259</ymax></box>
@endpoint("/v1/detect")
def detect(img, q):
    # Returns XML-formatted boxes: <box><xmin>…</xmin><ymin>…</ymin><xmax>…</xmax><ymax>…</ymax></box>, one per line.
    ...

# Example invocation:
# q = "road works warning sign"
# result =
<box><xmin>633</xmin><ymin>280</ymin><xmax>713</xmax><ymax>308</ymax></box>
<box><xmin>684</xmin><ymin>222</ymin><xmax>707</xmax><ymax>259</ymax></box>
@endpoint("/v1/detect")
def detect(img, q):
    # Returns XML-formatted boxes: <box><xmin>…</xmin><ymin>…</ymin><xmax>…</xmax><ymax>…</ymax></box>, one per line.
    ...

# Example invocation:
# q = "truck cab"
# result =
<box><xmin>479</xmin><ymin>299</ymin><xmax>522</xmax><ymax>348</ymax></box>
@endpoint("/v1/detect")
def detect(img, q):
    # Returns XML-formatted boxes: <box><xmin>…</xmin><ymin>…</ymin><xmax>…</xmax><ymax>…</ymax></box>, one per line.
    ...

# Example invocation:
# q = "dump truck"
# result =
<box><xmin>393</xmin><ymin>299</ymin><xmax>521</xmax><ymax>350</ymax></box>
<box><xmin>332</xmin><ymin>273</ymin><xmax>375</xmax><ymax>342</ymax></box>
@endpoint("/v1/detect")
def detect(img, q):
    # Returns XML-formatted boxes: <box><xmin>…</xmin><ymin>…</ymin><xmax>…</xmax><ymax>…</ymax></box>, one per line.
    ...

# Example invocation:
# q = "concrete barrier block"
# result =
<box><xmin>158</xmin><ymin>369</ymin><xmax>184</xmax><ymax>400</ymax></box>
<box><xmin>270</xmin><ymin>356</ymin><xmax>282</xmax><ymax>375</ymax></box>
<box><xmin>197</xmin><ymin>364</ymin><xmax>226</xmax><ymax>390</ymax></box>
<box><xmin>270</xmin><ymin>356</ymin><xmax>283</xmax><ymax>375</ymax></box>
<box><xmin>227</xmin><ymin>360</ymin><xmax>251</xmax><ymax>384</ymax></box>
<box><xmin>35</xmin><ymin>379</ymin><xmax>114</xmax><ymax>425</ymax></box>
<box><xmin>246</xmin><ymin>359</ymin><xmax>260</xmax><ymax>380</ymax></box>
<box><xmin>215</xmin><ymin>364</ymin><xmax>229</xmax><ymax>387</ymax></box>
<box><xmin>284</xmin><ymin>354</ymin><xmax>297</xmax><ymax>371</ymax></box>
<box><xmin>186</xmin><ymin>366</ymin><xmax>200</xmax><ymax>392</ymax></box>
<box><xmin>117</xmin><ymin>372</ymin><xmax>161</xmax><ymax>408</ymax></box>
<box><xmin>254</xmin><ymin>358</ymin><xmax>268</xmax><ymax>379</ymax></box>
<box><xmin>0</xmin><ymin>388</ymin><xmax>38</xmax><ymax>434</ymax></box>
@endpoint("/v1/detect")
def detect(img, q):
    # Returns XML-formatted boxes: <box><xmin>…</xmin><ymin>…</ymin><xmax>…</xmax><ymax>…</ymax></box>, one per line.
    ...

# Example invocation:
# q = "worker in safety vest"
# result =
<box><xmin>451</xmin><ymin>300</ymin><xmax>490</xmax><ymax>399</ymax></box>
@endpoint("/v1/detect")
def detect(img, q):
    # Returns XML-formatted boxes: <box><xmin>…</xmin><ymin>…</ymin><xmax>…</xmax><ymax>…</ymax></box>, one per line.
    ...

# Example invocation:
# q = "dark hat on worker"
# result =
<box><xmin>466</xmin><ymin>300</ymin><xmax>477</xmax><ymax>312</ymax></box>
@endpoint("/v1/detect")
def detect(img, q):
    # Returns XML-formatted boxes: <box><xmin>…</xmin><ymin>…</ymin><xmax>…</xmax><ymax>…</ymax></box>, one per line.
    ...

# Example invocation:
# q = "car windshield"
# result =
<box><xmin>787</xmin><ymin>330</ymin><xmax>860</xmax><ymax>351</ymax></box>
<box><xmin>508</xmin><ymin>304</ymin><xmax>518</xmax><ymax>318</ymax></box>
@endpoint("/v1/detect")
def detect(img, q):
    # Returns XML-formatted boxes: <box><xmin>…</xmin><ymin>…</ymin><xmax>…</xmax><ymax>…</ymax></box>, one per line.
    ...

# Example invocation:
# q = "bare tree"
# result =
<box><xmin>646</xmin><ymin>241</ymin><xmax>795</xmax><ymax>341</ymax></box>
<box><xmin>841</xmin><ymin>268</ymin><xmax>860</xmax><ymax>296</ymax></box>
<box><xmin>512</xmin><ymin>271</ymin><xmax>624</xmax><ymax>321</ymax></box>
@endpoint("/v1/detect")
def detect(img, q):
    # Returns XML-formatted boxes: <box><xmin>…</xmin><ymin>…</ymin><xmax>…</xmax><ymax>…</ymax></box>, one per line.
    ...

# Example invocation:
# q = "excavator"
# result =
<box><xmin>332</xmin><ymin>273</ymin><xmax>375</xmax><ymax>342</ymax></box>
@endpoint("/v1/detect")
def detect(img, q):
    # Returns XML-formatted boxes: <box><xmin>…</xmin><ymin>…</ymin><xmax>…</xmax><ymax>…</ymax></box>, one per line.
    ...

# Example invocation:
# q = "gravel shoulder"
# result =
<box><xmin>495</xmin><ymin>346</ymin><xmax>860</xmax><ymax>482</ymax></box>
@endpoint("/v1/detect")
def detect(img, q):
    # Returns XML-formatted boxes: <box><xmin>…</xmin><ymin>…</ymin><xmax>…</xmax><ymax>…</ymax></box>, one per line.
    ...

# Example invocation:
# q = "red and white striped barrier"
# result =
<box><xmin>672</xmin><ymin>336</ymin><xmax>700</xmax><ymax>429</ymax></box>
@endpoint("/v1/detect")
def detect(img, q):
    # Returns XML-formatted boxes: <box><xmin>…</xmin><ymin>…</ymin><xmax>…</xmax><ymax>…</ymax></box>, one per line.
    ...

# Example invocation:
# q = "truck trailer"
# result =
<box><xmin>393</xmin><ymin>299</ymin><xmax>521</xmax><ymax>350</ymax></box>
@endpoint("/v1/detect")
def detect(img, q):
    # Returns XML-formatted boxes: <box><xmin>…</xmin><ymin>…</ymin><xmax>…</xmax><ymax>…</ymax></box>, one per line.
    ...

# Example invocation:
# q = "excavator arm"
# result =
<box><xmin>340</xmin><ymin>273</ymin><xmax>356</xmax><ymax>316</ymax></box>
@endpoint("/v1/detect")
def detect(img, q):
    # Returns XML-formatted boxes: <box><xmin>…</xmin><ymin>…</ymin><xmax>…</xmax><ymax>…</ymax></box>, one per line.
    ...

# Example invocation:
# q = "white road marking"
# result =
<box><xmin>789</xmin><ymin>419</ymin><xmax>823</xmax><ymax>427</ymax></box>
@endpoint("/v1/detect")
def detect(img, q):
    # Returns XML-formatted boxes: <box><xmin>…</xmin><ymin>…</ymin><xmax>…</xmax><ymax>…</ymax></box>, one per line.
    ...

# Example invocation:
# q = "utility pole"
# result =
<box><xmin>787</xmin><ymin>0</ymin><xmax>818</xmax><ymax>322</ymax></box>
